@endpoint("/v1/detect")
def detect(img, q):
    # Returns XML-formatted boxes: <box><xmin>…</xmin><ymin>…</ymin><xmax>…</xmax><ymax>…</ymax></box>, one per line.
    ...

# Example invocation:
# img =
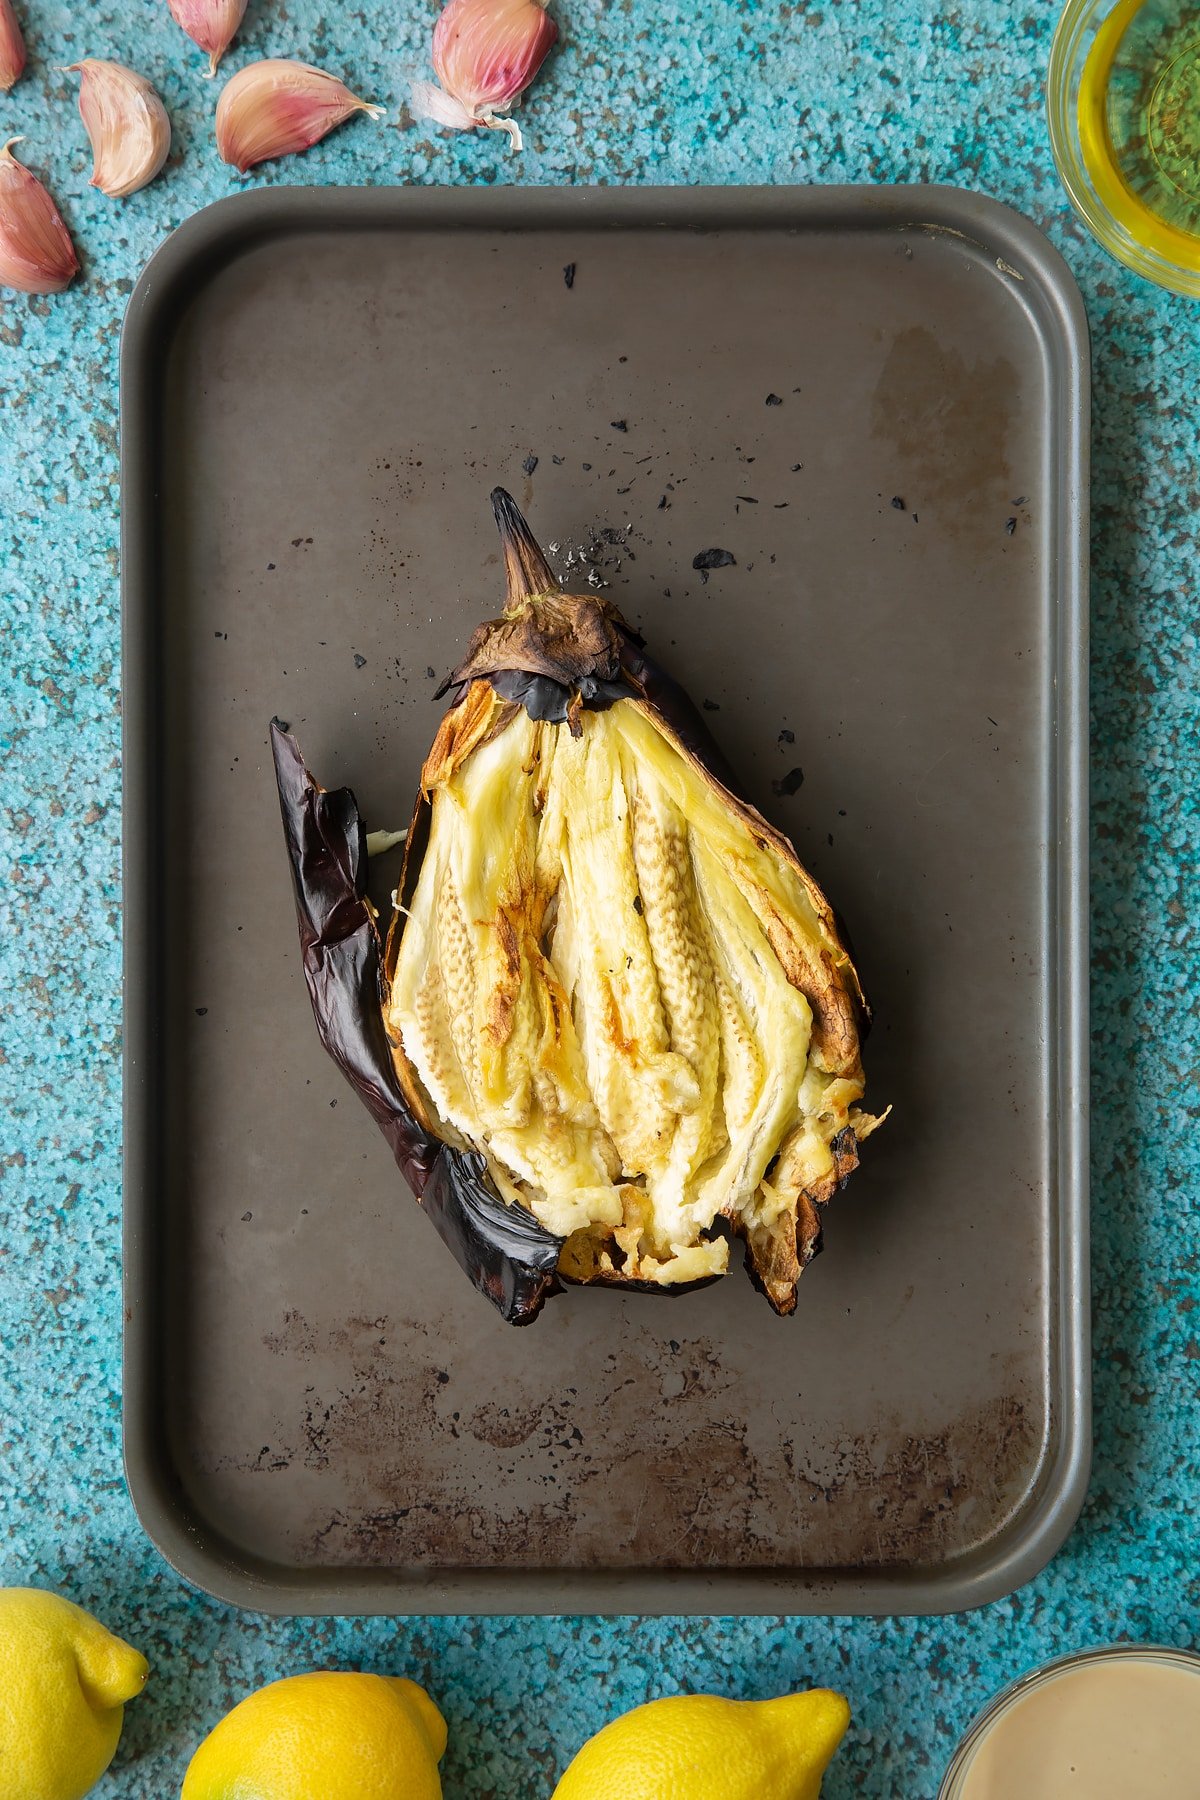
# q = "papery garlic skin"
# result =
<box><xmin>69</xmin><ymin>61</ymin><xmax>171</xmax><ymax>198</ymax></box>
<box><xmin>215</xmin><ymin>59</ymin><xmax>383</xmax><ymax>172</ymax></box>
<box><xmin>167</xmin><ymin>0</ymin><xmax>246</xmax><ymax>77</ymax></box>
<box><xmin>413</xmin><ymin>0</ymin><xmax>557</xmax><ymax>151</ymax></box>
<box><xmin>0</xmin><ymin>140</ymin><xmax>78</xmax><ymax>294</ymax></box>
<box><xmin>0</xmin><ymin>0</ymin><xmax>26</xmax><ymax>93</ymax></box>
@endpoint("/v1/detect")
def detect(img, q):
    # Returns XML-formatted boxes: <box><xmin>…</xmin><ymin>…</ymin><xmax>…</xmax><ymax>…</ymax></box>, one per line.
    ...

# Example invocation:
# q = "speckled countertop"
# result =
<box><xmin>0</xmin><ymin>0</ymin><xmax>1197</xmax><ymax>1794</ymax></box>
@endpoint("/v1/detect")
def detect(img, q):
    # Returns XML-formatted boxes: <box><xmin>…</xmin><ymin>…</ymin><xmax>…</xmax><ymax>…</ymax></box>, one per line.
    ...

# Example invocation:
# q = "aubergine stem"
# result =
<box><xmin>492</xmin><ymin>485</ymin><xmax>559</xmax><ymax>608</ymax></box>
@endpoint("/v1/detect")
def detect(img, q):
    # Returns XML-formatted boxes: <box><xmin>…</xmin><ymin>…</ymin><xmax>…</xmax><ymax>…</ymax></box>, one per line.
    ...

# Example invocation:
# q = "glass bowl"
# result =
<box><xmin>938</xmin><ymin>1644</ymin><xmax>1200</xmax><ymax>1797</ymax></box>
<box><xmin>1048</xmin><ymin>0</ymin><xmax>1200</xmax><ymax>294</ymax></box>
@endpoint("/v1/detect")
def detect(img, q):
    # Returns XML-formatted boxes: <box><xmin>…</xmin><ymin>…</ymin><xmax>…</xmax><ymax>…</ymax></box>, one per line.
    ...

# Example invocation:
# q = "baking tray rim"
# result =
<box><xmin>120</xmin><ymin>181</ymin><xmax>1090</xmax><ymax>1617</ymax></box>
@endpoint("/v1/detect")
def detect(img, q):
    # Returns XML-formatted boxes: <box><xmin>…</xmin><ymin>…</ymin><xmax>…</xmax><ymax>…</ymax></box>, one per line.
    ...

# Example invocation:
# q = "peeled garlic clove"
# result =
<box><xmin>215</xmin><ymin>58</ymin><xmax>383</xmax><ymax>173</ymax></box>
<box><xmin>0</xmin><ymin>139</ymin><xmax>78</xmax><ymax>294</ymax></box>
<box><xmin>0</xmin><ymin>0</ymin><xmax>26</xmax><ymax>93</ymax></box>
<box><xmin>414</xmin><ymin>0</ymin><xmax>557</xmax><ymax>152</ymax></box>
<box><xmin>167</xmin><ymin>0</ymin><xmax>246</xmax><ymax>78</ymax></box>
<box><xmin>68</xmin><ymin>61</ymin><xmax>171</xmax><ymax>199</ymax></box>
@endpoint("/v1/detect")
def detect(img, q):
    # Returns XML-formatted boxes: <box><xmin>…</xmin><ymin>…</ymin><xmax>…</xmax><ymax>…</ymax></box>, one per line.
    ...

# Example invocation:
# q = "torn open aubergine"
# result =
<box><xmin>272</xmin><ymin>488</ymin><xmax>885</xmax><ymax>1325</ymax></box>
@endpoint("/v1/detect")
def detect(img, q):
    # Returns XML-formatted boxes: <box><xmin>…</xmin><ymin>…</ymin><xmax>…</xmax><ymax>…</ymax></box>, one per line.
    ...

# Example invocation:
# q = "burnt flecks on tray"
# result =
<box><xmin>692</xmin><ymin>548</ymin><xmax>736</xmax><ymax>583</ymax></box>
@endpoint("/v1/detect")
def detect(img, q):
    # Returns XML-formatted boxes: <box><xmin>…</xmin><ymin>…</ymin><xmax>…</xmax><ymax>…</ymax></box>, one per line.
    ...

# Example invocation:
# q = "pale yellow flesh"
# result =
<box><xmin>388</xmin><ymin>701</ymin><xmax>872</xmax><ymax>1285</ymax></box>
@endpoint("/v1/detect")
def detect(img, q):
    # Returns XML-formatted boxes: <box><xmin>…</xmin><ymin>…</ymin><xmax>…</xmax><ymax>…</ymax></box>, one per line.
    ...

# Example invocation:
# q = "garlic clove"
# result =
<box><xmin>0</xmin><ymin>139</ymin><xmax>79</xmax><ymax>294</ymax></box>
<box><xmin>167</xmin><ymin>0</ymin><xmax>247</xmax><ymax>77</ymax></box>
<box><xmin>215</xmin><ymin>58</ymin><xmax>383</xmax><ymax>173</ymax></box>
<box><xmin>68</xmin><ymin>61</ymin><xmax>171</xmax><ymax>199</ymax></box>
<box><xmin>0</xmin><ymin>0</ymin><xmax>26</xmax><ymax>93</ymax></box>
<box><xmin>415</xmin><ymin>0</ymin><xmax>557</xmax><ymax>152</ymax></box>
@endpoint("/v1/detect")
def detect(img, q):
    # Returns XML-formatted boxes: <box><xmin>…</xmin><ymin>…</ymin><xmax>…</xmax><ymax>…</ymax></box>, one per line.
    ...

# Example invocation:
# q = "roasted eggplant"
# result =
<box><xmin>272</xmin><ymin>488</ymin><xmax>885</xmax><ymax>1324</ymax></box>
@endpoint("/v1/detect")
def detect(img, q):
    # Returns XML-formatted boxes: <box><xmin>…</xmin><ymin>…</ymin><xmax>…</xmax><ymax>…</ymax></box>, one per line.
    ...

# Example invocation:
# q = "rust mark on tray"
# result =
<box><xmin>198</xmin><ymin>1313</ymin><xmax>1046</xmax><ymax>1572</ymax></box>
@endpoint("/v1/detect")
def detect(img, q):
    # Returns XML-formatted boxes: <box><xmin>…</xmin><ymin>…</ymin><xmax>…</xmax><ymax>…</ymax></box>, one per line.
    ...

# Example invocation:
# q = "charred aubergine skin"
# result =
<box><xmin>272</xmin><ymin>488</ymin><xmax>883</xmax><ymax>1325</ymax></box>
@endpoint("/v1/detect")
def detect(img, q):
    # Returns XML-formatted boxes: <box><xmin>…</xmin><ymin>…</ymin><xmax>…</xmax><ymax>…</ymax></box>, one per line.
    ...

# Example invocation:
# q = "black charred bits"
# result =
<box><xmin>1005</xmin><ymin>517</ymin><xmax>1017</xmax><ymax>535</ymax></box>
<box><xmin>353</xmin><ymin>653</ymin><xmax>367</xmax><ymax>669</ymax></box>
<box><xmin>778</xmin><ymin>727</ymin><xmax>795</xmax><ymax>744</ymax></box>
<box><xmin>702</xmin><ymin>698</ymin><xmax>720</xmax><ymax>711</ymax></box>
<box><xmin>891</xmin><ymin>496</ymin><xmax>905</xmax><ymax>510</ymax></box>
<box><xmin>610</xmin><ymin>420</ymin><xmax>628</xmax><ymax>432</ymax></box>
<box><xmin>765</xmin><ymin>393</ymin><xmax>783</xmax><ymax>406</ymax></box>
<box><xmin>692</xmin><ymin>549</ymin><xmax>736</xmax><ymax>587</ymax></box>
<box><xmin>563</xmin><ymin>263</ymin><xmax>576</xmax><ymax>289</ymax></box>
<box><xmin>522</xmin><ymin>453</ymin><xmax>539</xmax><ymax>475</ymax></box>
<box><xmin>772</xmin><ymin>767</ymin><xmax>805</xmax><ymax>797</ymax></box>
<box><xmin>426</xmin><ymin>665</ymin><xmax>436</xmax><ymax>679</ymax></box>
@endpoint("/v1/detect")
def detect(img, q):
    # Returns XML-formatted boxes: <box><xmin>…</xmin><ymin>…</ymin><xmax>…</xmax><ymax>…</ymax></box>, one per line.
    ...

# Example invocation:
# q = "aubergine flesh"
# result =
<box><xmin>272</xmin><ymin>488</ymin><xmax>885</xmax><ymax>1324</ymax></box>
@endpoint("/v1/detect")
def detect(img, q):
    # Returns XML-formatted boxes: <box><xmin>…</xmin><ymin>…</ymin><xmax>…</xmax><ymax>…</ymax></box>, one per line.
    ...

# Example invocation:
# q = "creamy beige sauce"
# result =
<box><xmin>959</xmin><ymin>1659</ymin><xmax>1200</xmax><ymax>1797</ymax></box>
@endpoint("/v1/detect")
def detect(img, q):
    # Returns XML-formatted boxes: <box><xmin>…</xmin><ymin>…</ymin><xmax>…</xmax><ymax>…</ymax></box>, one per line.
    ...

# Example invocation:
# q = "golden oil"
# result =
<box><xmin>1078</xmin><ymin>0</ymin><xmax>1200</xmax><ymax>265</ymax></box>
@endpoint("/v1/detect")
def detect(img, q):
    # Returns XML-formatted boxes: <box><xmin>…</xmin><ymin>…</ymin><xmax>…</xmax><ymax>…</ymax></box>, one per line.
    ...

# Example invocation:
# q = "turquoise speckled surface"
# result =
<box><xmin>1</xmin><ymin>0</ymin><xmax>1197</xmax><ymax>1793</ymax></box>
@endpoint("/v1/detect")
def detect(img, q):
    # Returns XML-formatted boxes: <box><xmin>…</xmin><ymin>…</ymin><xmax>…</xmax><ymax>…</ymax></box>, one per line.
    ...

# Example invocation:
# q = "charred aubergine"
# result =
<box><xmin>272</xmin><ymin>488</ymin><xmax>885</xmax><ymax>1324</ymax></box>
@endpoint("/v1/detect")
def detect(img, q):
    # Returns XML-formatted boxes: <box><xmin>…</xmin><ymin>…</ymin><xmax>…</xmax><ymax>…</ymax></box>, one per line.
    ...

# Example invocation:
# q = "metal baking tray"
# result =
<box><xmin>121</xmin><ymin>185</ymin><xmax>1090</xmax><ymax>1615</ymax></box>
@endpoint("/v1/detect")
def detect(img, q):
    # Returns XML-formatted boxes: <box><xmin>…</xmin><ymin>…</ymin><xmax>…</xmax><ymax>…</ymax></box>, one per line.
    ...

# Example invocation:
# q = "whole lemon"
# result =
<box><xmin>181</xmin><ymin>1671</ymin><xmax>447</xmax><ymax>1800</ymax></box>
<box><xmin>0</xmin><ymin>1586</ymin><xmax>149</xmax><ymax>1800</ymax></box>
<box><xmin>551</xmin><ymin>1689</ymin><xmax>850</xmax><ymax>1800</ymax></box>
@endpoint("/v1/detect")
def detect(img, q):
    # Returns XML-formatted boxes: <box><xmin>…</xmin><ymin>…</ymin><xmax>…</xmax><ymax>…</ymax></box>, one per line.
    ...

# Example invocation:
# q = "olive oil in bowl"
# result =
<box><xmin>1050</xmin><ymin>0</ymin><xmax>1200</xmax><ymax>292</ymax></box>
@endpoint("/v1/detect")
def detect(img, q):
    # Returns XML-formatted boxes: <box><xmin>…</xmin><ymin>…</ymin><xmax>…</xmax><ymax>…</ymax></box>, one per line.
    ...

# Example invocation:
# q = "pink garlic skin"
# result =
<box><xmin>167</xmin><ymin>0</ymin><xmax>247</xmax><ymax>77</ymax></box>
<box><xmin>0</xmin><ymin>140</ymin><xmax>79</xmax><ymax>294</ymax></box>
<box><xmin>416</xmin><ymin>0</ymin><xmax>557</xmax><ymax>149</ymax></box>
<box><xmin>0</xmin><ymin>0</ymin><xmax>26</xmax><ymax>93</ymax></box>
<box><xmin>215</xmin><ymin>59</ymin><xmax>383</xmax><ymax>173</ymax></box>
<box><xmin>70</xmin><ymin>60</ymin><xmax>172</xmax><ymax>198</ymax></box>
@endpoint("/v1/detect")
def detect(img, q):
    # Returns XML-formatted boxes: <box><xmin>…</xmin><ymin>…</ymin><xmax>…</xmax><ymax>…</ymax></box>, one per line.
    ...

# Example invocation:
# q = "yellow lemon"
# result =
<box><xmin>181</xmin><ymin>1671</ymin><xmax>447</xmax><ymax>1800</ymax></box>
<box><xmin>0</xmin><ymin>1586</ymin><xmax>149</xmax><ymax>1800</ymax></box>
<box><xmin>551</xmin><ymin>1689</ymin><xmax>851</xmax><ymax>1800</ymax></box>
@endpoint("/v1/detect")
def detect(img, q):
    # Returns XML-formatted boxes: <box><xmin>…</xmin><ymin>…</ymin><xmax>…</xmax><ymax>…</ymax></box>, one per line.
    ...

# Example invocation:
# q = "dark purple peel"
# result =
<box><xmin>422</xmin><ymin>1149</ymin><xmax>564</xmax><ymax>1324</ymax></box>
<box><xmin>270</xmin><ymin>721</ymin><xmax>563</xmax><ymax>1325</ymax></box>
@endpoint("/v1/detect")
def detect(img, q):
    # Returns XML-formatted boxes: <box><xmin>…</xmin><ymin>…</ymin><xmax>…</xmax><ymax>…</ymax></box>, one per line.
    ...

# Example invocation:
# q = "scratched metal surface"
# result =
<box><xmin>122</xmin><ymin>192</ymin><xmax>1083</xmax><ymax>1611</ymax></box>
